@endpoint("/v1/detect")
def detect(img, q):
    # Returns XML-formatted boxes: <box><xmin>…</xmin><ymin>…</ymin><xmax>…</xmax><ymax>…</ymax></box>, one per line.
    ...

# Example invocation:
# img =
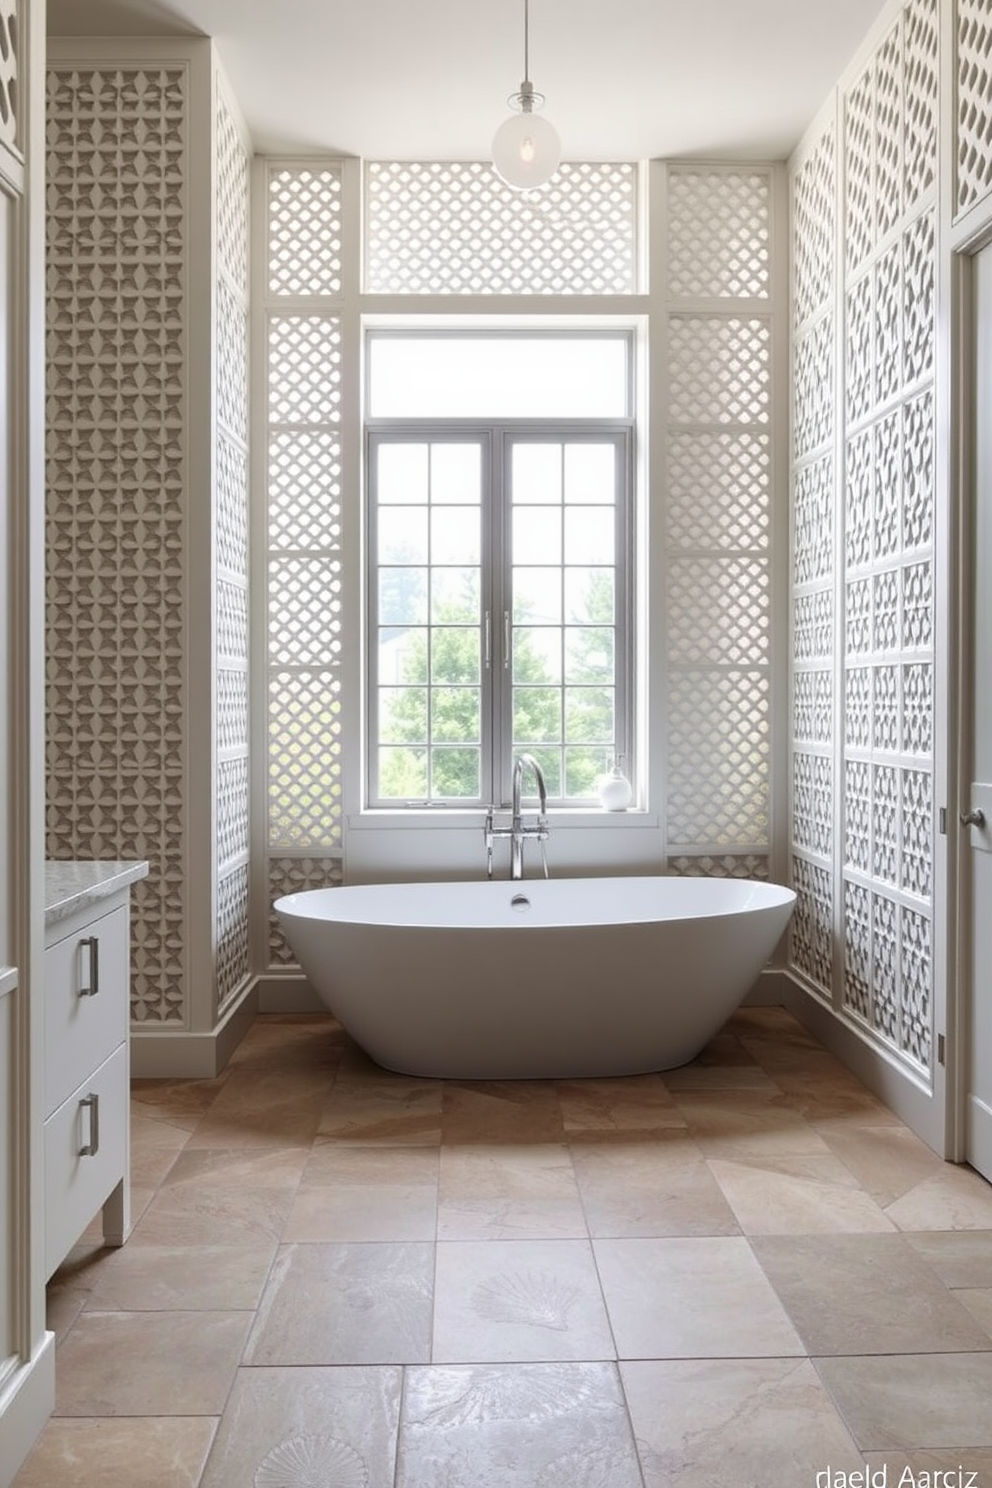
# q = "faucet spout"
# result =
<box><xmin>510</xmin><ymin>753</ymin><xmax>549</xmax><ymax>880</ymax></box>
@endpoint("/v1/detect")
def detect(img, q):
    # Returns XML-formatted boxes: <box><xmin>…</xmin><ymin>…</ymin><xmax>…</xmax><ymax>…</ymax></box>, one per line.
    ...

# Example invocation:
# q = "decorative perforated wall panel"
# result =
<box><xmin>956</xmin><ymin>0</ymin><xmax>992</xmax><ymax>216</ymax></box>
<box><xmin>0</xmin><ymin>0</ymin><xmax>17</xmax><ymax>152</ymax></box>
<box><xmin>264</xmin><ymin>165</ymin><xmax>345</xmax><ymax>891</ymax></box>
<box><xmin>365</xmin><ymin>161</ymin><xmax>638</xmax><ymax>294</ymax></box>
<box><xmin>268</xmin><ymin>856</ymin><xmax>343</xmax><ymax>968</ymax></box>
<box><xmin>663</xmin><ymin>166</ymin><xmax>775</xmax><ymax>868</ymax></box>
<box><xmin>215</xmin><ymin>82</ymin><xmax>251</xmax><ymax>1015</ymax></box>
<box><xmin>46</xmin><ymin>64</ymin><xmax>189</xmax><ymax>1024</ymax></box>
<box><xmin>789</xmin><ymin>0</ymin><xmax>937</xmax><ymax>1073</ymax></box>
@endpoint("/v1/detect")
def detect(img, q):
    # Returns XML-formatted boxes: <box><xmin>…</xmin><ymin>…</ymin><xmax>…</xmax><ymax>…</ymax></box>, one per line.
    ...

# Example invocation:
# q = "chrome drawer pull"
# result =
<box><xmin>79</xmin><ymin>936</ymin><xmax>100</xmax><ymax>997</ymax></box>
<box><xmin>79</xmin><ymin>1093</ymin><xmax>100</xmax><ymax>1157</ymax></box>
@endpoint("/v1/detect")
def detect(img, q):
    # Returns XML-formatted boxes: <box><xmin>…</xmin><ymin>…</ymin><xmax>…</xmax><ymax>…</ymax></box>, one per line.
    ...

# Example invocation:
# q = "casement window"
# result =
<box><xmin>365</xmin><ymin>330</ymin><xmax>635</xmax><ymax>809</ymax></box>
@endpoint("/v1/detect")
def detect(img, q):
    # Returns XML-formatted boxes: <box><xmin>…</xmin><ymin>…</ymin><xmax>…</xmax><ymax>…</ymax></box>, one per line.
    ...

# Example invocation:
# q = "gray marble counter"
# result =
<box><xmin>45</xmin><ymin>860</ymin><xmax>149</xmax><ymax>930</ymax></box>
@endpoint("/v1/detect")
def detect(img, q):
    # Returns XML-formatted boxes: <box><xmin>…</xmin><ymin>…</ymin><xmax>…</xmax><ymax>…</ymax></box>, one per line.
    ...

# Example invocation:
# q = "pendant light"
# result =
<box><xmin>492</xmin><ymin>0</ymin><xmax>561</xmax><ymax>190</ymax></box>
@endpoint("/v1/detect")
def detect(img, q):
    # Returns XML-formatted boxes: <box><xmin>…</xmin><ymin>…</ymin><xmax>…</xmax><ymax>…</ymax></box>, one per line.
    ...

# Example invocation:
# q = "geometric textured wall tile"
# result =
<box><xmin>667</xmin><ymin>671</ymin><xmax>770</xmax><ymax>846</ymax></box>
<box><xmin>268</xmin><ymin>165</ymin><xmax>343</xmax><ymax>296</ymax></box>
<box><xmin>46</xmin><ymin>65</ymin><xmax>189</xmax><ymax>1024</ymax></box>
<box><xmin>0</xmin><ymin>0</ymin><xmax>17</xmax><ymax>151</ymax></box>
<box><xmin>791</xmin><ymin>855</ymin><xmax>834</xmax><ymax>996</ymax></box>
<box><xmin>669</xmin><ymin>317</ymin><xmax>770</xmax><ymax>425</ymax></box>
<box><xmin>793</xmin><ymin>127</ymin><xmax>835</xmax><ymax>328</ymax></box>
<box><xmin>365</xmin><ymin>161</ymin><xmax>638</xmax><ymax>295</ymax></box>
<box><xmin>267</xmin><ymin>855</ymin><xmax>343</xmax><ymax>966</ymax></box>
<box><xmin>667</xmin><ymin>558</ymin><xmax>769</xmax><ymax>667</ymax></box>
<box><xmin>956</xmin><ymin>0</ymin><xmax>992</xmax><ymax>216</ymax></box>
<box><xmin>794</xmin><ymin>316</ymin><xmax>834</xmax><ymax>458</ymax></box>
<box><xmin>667</xmin><ymin>169</ymin><xmax>770</xmax><ymax>299</ymax></box>
<box><xmin>667</xmin><ymin>432</ymin><xmax>770</xmax><ymax>550</ymax></box>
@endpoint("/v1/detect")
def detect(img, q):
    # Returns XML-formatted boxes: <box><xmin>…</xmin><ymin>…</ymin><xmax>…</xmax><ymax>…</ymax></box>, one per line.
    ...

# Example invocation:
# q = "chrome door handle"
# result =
<box><xmin>961</xmin><ymin>808</ymin><xmax>987</xmax><ymax>828</ymax></box>
<box><xmin>79</xmin><ymin>1092</ymin><xmax>100</xmax><ymax>1157</ymax></box>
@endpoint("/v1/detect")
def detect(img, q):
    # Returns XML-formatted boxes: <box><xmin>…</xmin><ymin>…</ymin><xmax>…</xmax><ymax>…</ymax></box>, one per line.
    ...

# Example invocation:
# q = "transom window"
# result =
<box><xmin>366</xmin><ymin>331</ymin><xmax>634</xmax><ymax>808</ymax></box>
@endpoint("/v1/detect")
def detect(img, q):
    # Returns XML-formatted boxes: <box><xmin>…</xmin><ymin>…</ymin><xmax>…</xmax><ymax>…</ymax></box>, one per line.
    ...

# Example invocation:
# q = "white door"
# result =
<box><xmin>965</xmin><ymin>241</ymin><xmax>992</xmax><ymax>1181</ymax></box>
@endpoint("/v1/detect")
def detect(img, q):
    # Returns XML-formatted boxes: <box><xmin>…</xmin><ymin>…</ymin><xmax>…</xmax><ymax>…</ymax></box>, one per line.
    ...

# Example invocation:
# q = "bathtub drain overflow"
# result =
<box><xmin>510</xmin><ymin>894</ymin><xmax>531</xmax><ymax>912</ymax></box>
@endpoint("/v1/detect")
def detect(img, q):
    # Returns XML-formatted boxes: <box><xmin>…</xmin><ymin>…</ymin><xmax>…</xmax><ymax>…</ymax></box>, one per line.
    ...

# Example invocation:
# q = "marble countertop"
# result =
<box><xmin>45</xmin><ymin>860</ymin><xmax>150</xmax><ymax>929</ymax></box>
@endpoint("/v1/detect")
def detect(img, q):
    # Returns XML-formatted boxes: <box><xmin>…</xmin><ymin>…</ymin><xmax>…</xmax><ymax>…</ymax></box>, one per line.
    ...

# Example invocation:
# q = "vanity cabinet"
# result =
<box><xmin>43</xmin><ymin>864</ymin><xmax>147</xmax><ymax>1279</ymax></box>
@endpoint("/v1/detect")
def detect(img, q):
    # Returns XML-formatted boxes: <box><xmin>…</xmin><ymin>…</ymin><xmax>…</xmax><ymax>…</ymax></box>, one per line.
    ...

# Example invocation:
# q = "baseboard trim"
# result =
<box><xmin>130</xmin><ymin>981</ymin><xmax>259</xmax><ymax>1078</ymax></box>
<box><xmin>256</xmin><ymin>972</ymin><xmax>324</xmax><ymax>1014</ymax></box>
<box><xmin>780</xmin><ymin>972</ymin><xmax>944</xmax><ymax>1156</ymax></box>
<box><xmin>0</xmin><ymin>1332</ymin><xmax>55</xmax><ymax>1488</ymax></box>
<box><xmin>741</xmin><ymin>967</ymin><xmax>790</xmax><ymax>1006</ymax></box>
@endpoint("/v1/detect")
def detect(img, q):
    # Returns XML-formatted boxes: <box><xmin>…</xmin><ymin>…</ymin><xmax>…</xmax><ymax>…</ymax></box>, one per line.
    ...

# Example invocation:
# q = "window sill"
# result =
<box><xmin>348</xmin><ymin>808</ymin><xmax>660</xmax><ymax>831</ymax></box>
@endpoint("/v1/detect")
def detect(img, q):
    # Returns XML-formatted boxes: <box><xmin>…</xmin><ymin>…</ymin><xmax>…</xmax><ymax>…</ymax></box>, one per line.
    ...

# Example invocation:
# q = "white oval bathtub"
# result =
<box><xmin>274</xmin><ymin>876</ymin><xmax>796</xmax><ymax>1079</ymax></box>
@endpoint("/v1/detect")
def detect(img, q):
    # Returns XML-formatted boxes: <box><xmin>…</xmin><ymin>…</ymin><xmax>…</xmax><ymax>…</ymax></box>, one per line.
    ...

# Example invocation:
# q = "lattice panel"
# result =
<box><xmin>902</xmin><ymin>767</ymin><xmax>933</xmax><ymax>899</ymax></box>
<box><xmin>794</xmin><ymin>316</ymin><xmax>834</xmax><ymax>458</ymax></box>
<box><xmin>47</xmin><ymin>65</ymin><xmax>188</xmax><ymax>1025</ymax></box>
<box><xmin>873</xmin><ymin>764</ymin><xmax>899</xmax><ymax>883</ymax></box>
<box><xmin>793</xmin><ymin>589</ymin><xmax>833</xmax><ymax>663</ymax></box>
<box><xmin>365</xmin><ymin>161</ymin><xmax>638</xmax><ymax>295</ymax></box>
<box><xmin>268</xmin><ymin>316</ymin><xmax>342</xmax><ymax>423</ymax></box>
<box><xmin>873</xmin><ymin>892</ymin><xmax>899</xmax><ymax>1040</ymax></box>
<box><xmin>268</xmin><ymin>557</ymin><xmax>343</xmax><ymax>668</ymax></box>
<box><xmin>844</xmin><ymin>668</ymin><xmax>872</xmax><ymax>751</ymax></box>
<box><xmin>903</xmin><ymin>561</ymin><xmax>933</xmax><ymax>648</ymax></box>
<box><xmin>218</xmin><ymin>669</ymin><xmax>248</xmax><ymax>753</ymax></box>
<box><xmin>876</xmin><ymin>27</ymin><xmax>904</xmax><ymax>243</ymax></box>
<box><xmin>268</xmin><ymin>855</ymin><xmax>343</xmax><ymax>967</ymax></box>
<box><xmin>669</xmin><ymin>317</ymin><xmax>770</xmax><ymax>425</ymax></box>
<box><xmin>904</xmin><ymin>209</ymin><xmax>936</xmax><ymax>385</ymax></box>
<box><xmin>845</xmin><ymin>428</ymin><xmax>874</xmax><ymax>571</ymax></box>
<box><xmin>268</xmin><ymin>672</ymin><xmax>343</xmax><ymax>849</ymax></box>
<box><xmin>901</xmin><ymin>905</ymin><xmax>932</xmax><ymax>1066</ymax></box>
<box><xmin>218</xmin><ymin>756</ymin><xmax>249</xmax><ymax>868</ymax></box>
<box><xmin>845</xmin><ymin>67</ymin><xmax>875</xmax><ymax>274</ymax></box>
<box><xmin>793</xmin><ymin>751</ymin><xmax>833</xmax><ymax>858</ymax></box>
<box><xmin>269</xmin><ymin>165</ymin><xmax>343</xmax><ymax>296</ymax></box>
<box><xmin>904</xmin><ymin>0</ymin><xmax>939</xmax><ymax>210</ymax></box>
<box><xmin>218</xmin><ymin>280</ymin><xmax>248</xmax><ymax>444</ymax></box>
<box><xmin>875</xmin><ymin>243</ymin><xmax>902</xmax><ymax>406</ymax></box>
<box><xmin>216</xmin><ymin>87</ymin><xmax>248</xmax><ymax>296</ymax></box>
<box><xmin>793</xmin><ymin>669</ymin><xmax>832</xmax><ymax>745</ymax></box>
<box><xmin>793</xmin><ymin>456</ymin><xmax>833</xmax><ymax>585</ymax></box>
<box><xmin>667</xmin><ymin>433</ymin><xmax>769</xmax><ymax>550</ymax></box>
<box><xmin>0</xmin><ymin>0</ymin><xmax>16</xmax><ymax>150</ymax></box>
<box><xmin>903</xmin><ymin>661</ymin><xmax>933</xmax><ymax>755</ymax></box>
<box><xmin>846</xmin><ymin>274</ymin><xmax>874</xmax><ymax>427</ymax></box>
<box><xmin>793</xmin><ymin>127</ymin><xmax>835</xmax><ymax>328</ymax></box>
<box><xmin>842</xmin><ymin>880</ymin><xmax>872</xmax><ymax>1019</ymax></box>
<box><xmin>667</xmin><ymin>169</ymin><xmax>770</xmax><ymax>299</ymax></box>
<box><xmin>667</xmin><ymin>559</ymin><xmax>770</xmax><ymax>668</ymax></box>
<box><xmin>218</xmin><ymin>579</ymin><xmax>248</xmax><ymax>662</ymax></box>
<box><xmin>844</xmin><ymin>759</ymin><xmax>872</xmax><ymax>874</ymax></box>
<box><xmin>217</xmin><ymin>433</ymin><xmax>249</xmax><ymax>579</ymax></box>
<box><xmin>903</xmin><ymin>390</ymin><xmax>935</xmax><ymax>550</ymax></box>
<box><xmin>957</xmin><ymin>0</ymin><xmax>992</xmax><ymax>215</ymax></box>
<box><xmin>269</xmin><ymin>431</ymin><xmax>342</xmax><ymax>550</ymax></box>
<box><xmin>667</xmin><ymin>672</ymin><xmax>770</xmax><ymax>845</ymax></box>
<box><xmin>790</xmin><ymin>856</ymin><xmax>834</xmax><ymax>995</ymax></box>
<box><xmin>873</xmin><ymin>567</ymin><xmax>900</xmax><ymax>654</ymax></box>
<box><xmin>667</xmin><ymin>855</ymin><xmax>770</xmax><ymax>880</ymax></box>
<box><xmin>217</xmin><ymin>865</ymin><xmax>250</xmax><ymax>1008</ymax></box>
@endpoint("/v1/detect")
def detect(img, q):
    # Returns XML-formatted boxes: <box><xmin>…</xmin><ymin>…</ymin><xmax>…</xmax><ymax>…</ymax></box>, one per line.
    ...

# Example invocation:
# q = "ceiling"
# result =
<box><xmin>47</xmin><ymin>0</ymin><xmax>888</xmax><ymax>162</ymax></box>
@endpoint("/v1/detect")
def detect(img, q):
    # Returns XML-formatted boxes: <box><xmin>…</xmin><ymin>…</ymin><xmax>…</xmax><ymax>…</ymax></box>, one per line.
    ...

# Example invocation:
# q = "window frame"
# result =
<box><xmin>364</xmin><ymin>332</ymin><xmax>637</xmax><ymax>812</ymax></box>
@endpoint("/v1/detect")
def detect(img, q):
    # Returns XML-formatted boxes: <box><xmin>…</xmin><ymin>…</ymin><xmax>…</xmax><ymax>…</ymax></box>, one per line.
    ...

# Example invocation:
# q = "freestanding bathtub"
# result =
<box><xmin>274</xmin><ymin>875</ymin><xmax>796</xmax><ymax>1079</ymax></box>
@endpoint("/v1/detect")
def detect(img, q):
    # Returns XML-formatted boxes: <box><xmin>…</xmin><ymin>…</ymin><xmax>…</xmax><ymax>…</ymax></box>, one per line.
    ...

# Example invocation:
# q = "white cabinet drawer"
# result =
<box><xmin>45</xmin><ymin>904</ymin><xmax>127</xmax><ymax>1118</ymax></box>
<box><xmin>44</xmin><ymin>1042</ymin><xmax>128</xmax><ymax>1279</ymax></box>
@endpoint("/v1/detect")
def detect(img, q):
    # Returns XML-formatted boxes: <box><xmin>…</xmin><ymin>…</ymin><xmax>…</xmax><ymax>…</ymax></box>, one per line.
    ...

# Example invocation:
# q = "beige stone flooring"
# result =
<box><xmin>14</xmin><ymin>1006</ymin><xmax>992</xmax><ymax>1488</ymax></box>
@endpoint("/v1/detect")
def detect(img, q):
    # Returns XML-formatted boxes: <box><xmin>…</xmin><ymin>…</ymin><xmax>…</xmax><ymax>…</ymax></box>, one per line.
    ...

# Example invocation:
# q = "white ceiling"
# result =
<box><xmin>47</xmin><ymin>0</ymin><xmax>888</xmax><ymax>162</ymax></box>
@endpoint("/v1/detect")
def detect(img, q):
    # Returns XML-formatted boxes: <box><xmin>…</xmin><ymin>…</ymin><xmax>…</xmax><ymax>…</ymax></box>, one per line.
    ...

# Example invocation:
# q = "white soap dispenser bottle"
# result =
<box><xmin>598</xmin><ymin>755</ymin><xmax>632</xmax><ymax>811</ymax></box>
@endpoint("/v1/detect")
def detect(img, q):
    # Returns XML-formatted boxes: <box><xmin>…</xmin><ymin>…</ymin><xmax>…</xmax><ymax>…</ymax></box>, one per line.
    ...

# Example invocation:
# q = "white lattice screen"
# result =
<box><xmin>663</xmin><ymin>166</ymin><xmax>776</xmax><ymax>875</ymax></box>
<box><xmin>789</xmin><ymin>0</ymin><xmax>938</xmax><ymax>1075</ymax></box>
<box><xmin>365</xmin><ymin>161</ymin><xmax>639</xmax><ymax>295</ymax></box>
<box><xmin>215</xmin><ymin>80</ymin><xmax>251</xmax><ymax>1011</ymax></box>
<box><xmin>956</xmin><ymin>0</ymin><xmax>992</xmax><ymax>216</ymax></box>
<box><xmin>264</xmin><ymin>165</ymin><xmax>346</xmax><ymax>964</ymax></box>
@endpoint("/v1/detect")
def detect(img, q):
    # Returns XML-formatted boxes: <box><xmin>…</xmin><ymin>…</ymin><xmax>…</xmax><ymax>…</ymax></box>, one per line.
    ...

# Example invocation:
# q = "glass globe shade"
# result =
<box><xmin>492</xmin><ymin>110</ymin><xmax>561</xmax><ymax>189</ymax></box>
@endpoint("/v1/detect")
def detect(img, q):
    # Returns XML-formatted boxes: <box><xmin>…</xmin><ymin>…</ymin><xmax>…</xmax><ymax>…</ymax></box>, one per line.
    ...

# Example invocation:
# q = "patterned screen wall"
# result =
<box><xmin>663</xmin><ymin>166</ymin><xmax>776</xmax><ymax>880</ymax></box>
<box><xmin>215</xmin><ymin>80</ymin><xmax>251</xmax><ymax>1011</ymax></box>
<box><xmin>264</xmin><ymin>165</ymin><xmax>346</xmax><ymax>966</ymax></box>
<box><xmin>789</xmin><ymin>0</ymin><xmax>938</xmax><ymax>1075</ymax></box>
<box><xmin>0</xmin><ymin>0</ymin><xmax>17</xmax><ymax>153</ymax></box>
<box><xmin>46</xmin><ymin>64</ymin><xmax>189</xmax><ymax>1023</ymax></box>
<box><xmin>956</xmin><ymin>0</ymin><xmax>992</xmax><ymax>216</ymax></box>
<box><xmin>365</xmin><ymin>162</ymin><xmax>638</xmax><ymax>294</ymax></box>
